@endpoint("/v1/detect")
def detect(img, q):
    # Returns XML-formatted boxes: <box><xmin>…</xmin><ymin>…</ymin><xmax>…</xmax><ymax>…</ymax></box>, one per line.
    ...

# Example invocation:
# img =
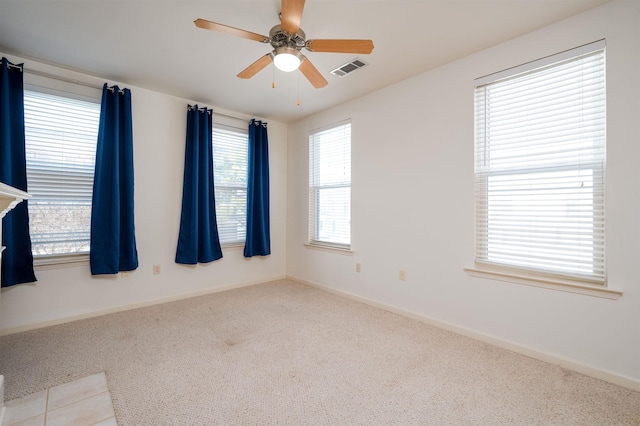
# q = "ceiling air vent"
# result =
<box><xmin>330</xmin><ymin>59</ymin><xmax>367</xmax><ymax>78</ymax></box>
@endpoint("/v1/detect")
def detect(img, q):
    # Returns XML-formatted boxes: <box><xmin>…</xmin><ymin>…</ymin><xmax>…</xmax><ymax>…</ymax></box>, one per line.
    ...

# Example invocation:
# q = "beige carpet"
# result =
<box><xmin>0</xmin><ymin>279</ymin><xmax>639</xmax><ymax>425</ymax></box>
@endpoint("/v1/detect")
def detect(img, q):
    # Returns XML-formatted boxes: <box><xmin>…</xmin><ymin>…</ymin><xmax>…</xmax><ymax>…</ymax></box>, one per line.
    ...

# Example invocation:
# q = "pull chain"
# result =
<box><xmin>297</xmin><ymin>69</ymin><xmax>301</xmax><ymax>106</ymax></box>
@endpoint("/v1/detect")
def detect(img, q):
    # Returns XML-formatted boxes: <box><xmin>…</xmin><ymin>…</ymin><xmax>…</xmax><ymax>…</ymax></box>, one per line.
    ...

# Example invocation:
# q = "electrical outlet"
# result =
<box><xmin>356</xmin><ymin>263</ymin><xmax>361</xmax><ymax>272</ymax></box>
<box><xmin>120</xmin><ymin>271</ymin><xmax>129</xmax><ymax>278</ymax></box>
<box><xmin>153</xmin><ymin>264</ymin><xmax>161</xmax><ymax>275</ymax></box>
<box><xmin>399</xmin><ymin>270</ymin><xmax>406</xmax><ymax>281</ymax></box>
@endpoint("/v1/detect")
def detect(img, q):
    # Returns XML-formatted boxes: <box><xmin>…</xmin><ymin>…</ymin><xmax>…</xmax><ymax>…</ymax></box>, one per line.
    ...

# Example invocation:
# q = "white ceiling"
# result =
<box><xmin>0</xmin><ymin>0</ymin><xmax>611</xmax><ymax>123</ymax></box>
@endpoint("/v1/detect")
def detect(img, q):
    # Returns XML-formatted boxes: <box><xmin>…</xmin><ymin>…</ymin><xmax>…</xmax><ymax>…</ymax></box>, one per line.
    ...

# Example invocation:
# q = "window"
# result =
<box><xmin>474</xmin><ymin>40</ymin><xmax>606</xmax><ymax>285</ymax></box>
<box><xmin>24</xmin><ymin>90</ymin><xmax>100</xmax><ymax>257</ymax></box>
<box><xmin>309</xmin><ymin>121</ymin><xmax>351</xmax><ymax>249</ymax></box>
<box><xmin>213</xmin><ymin>124</ymin><xmax>248</xmax><ymax>245</ymax></box>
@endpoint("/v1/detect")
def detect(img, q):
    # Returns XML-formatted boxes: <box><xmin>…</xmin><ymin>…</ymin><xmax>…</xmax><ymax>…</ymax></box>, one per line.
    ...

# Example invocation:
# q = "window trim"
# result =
<box><xmin>308</xmin><ymin>120</ymin><xmax>352</xmax><ymax>250</ymax></box>
<box><xmin>212</xmin><ymin>121</ymin><xmax>249</xmax><ymax>247</ymax></box>
<box><xmin>472</xmin><ymin>40</ymin><xmax>607</xmax><ymax>289</ymax></box>
<box><xmin>23</xmin><ymin>85</ymin><xmax>101</xmax><ymax>265</ymax></box>
<box><xmin>303</xmin><ymin>242</ymin><xmax>354</xmax><ymax>255</ymax></box>
<box><xmin>464</xmin><ymin>266</ymin><xmax>621</xmax><ymax>300</ymax></box>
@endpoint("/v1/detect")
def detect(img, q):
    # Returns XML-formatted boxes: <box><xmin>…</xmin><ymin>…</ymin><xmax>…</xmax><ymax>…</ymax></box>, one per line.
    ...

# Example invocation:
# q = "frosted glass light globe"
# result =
<box><xmin>273</xmin><ymin>47</ymin><xmax>302</xmax><ymax>72</ymax></box>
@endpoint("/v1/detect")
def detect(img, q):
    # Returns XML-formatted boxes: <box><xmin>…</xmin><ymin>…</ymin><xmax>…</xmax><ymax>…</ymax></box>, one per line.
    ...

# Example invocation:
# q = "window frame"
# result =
<box><xmin>469</xmin><ymin>40</ymin><xmax>610</xmax><ymax>293</ymax></box>
<box><xmin>23</xmin><ymin>83</ymin><xmax>101</xmax><ymax>267</ymax></box>
<box><xmin>308</xmin><ymin>120</ymin><xmax>352</xmax><ymax>251</ymax></box>
<box><xmin>212</xmin><ymin>121</ymin><xmax>249</xmax><ymax>247</ymax></box>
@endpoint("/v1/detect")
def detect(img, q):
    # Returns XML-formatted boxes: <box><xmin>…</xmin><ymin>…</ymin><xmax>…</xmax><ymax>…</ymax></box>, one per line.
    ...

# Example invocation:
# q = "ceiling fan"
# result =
<box><xmin>194</xmin><ymin>0</ymin><xmax>374</xmax><ymax>89</ymax></box>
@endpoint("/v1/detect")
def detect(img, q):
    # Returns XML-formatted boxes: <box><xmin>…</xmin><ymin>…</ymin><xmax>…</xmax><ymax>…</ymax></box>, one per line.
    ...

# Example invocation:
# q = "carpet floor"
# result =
<box><xmin>0</xmin><ymin>279</ymin><xmax>639</xmax><ymax>425</ymax></box>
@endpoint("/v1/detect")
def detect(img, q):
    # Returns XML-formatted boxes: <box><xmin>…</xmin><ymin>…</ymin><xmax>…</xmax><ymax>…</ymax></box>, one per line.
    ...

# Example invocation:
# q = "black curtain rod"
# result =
<box><xmin>189</xmin><ymin>105</ymin><xmax>251</xmax><ymax>124</ymax></box>
<box><xmin>6</xmin><ymin>62</ymin><xmax>23</xmax><ymax>71</ymax></box>
<box><xmin>188</xmin><ymin>105</ymin><xmax>213</xmax><ymax>114</ymax></box>
<box><xmin>106</xmin><ymin>86</ymin><xmax>126</xmax><ymax>94</ymax></box>
<box><xmin>214</xmin><ymin>112</ymin><xmax>252</xmax><ymax>123</ymax></box>
<box><xmin>22</xmin><ymin>66</ymin><xmax>253</xmax><ymax>123</ymax></box>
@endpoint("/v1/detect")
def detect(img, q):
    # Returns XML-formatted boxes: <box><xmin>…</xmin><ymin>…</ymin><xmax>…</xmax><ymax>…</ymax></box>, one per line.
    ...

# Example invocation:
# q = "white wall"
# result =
<box><xmin>287</xmin><ymin>0</ymin><xmax>640</xmax><ymax>386</ymax></box>
<box><xmin>0</xmin><ymin>55</ymin><xmax>288</xmax><ymax>332</ymax></box>
<box><xmin>1</xmin><ymin>0</ymin><xmax>638</xmax><ymax>390</ymax></box>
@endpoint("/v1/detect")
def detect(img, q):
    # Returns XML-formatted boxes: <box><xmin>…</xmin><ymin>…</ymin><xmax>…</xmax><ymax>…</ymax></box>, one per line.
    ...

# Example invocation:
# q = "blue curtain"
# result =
<box><xmin>244</xmin><ymin>119</ymin><xmax>270</xmax><ymax>257</ymax></box>
<box><xmin>175</xmin><ymin>105</ymin><xmax>222</xmax><ymax>264</ymax></box>
<box><xmin>90</xmin><ymin>84</ymin><xmax>138</xmax><ymax>275</ymax></box>
<box><xmin>0</xmin><ymin>58</ymin><xmax>36</xmax><ymax>287</ymax></box>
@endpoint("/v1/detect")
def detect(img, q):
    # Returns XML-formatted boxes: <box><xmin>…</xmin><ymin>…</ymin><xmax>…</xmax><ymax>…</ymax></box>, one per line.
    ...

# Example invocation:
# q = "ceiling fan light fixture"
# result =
<box><xmin>273</xmin><ymin>47</ymin><xmax>303</xmax><ymax>72</ymax></box>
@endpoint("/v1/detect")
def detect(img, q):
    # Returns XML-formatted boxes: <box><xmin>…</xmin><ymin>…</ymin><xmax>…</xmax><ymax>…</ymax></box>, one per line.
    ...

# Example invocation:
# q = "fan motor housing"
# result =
<box><xmin>269</xmin><ymin>25</ymin><xmax>306</xmax><ymax>50</ymax></box>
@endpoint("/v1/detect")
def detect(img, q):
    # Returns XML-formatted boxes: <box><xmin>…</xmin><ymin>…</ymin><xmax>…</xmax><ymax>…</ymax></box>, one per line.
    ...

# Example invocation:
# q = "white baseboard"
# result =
<box><xmin>0</xmin><ymin>275</ymin><xmax>287</xmax><ymax>336</ymax></box>
<box><xmin>287</xmin><ymin>275</ymin><xmax>640</xmax><ymax>393</ymax></box>
<box><xmin>4</xmin><ymin>274</ymin><xmax>638</xmax><ymax>393</ymax></box>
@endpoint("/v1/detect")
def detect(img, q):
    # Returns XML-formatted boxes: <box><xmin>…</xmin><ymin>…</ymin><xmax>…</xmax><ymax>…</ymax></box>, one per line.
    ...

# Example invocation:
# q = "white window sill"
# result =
<box><xmin>464</xmin><ymin>266</ymin><xmax>622</xmax><ymax>300</ymax></box>
<box><xmin>304</xmin><ymin>243</ymin><xmax>354</xmax><ymax>255</ymax></box>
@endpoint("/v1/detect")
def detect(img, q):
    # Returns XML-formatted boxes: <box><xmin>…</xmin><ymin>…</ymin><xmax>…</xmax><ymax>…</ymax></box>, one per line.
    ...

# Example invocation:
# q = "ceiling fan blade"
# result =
<box><xmin>306</xmin><ymin>39</ymin><xmax>374</xmax><ymax>54</ymax></box>
<box><xmin>280</xmin><ymin>0</ymin><xmax>305</xmax><ymax>34</ymax></box>
<box><xmin>299</xmin><ymin>56</ymin><xmax>328</xmax><ymax>89</ymax></box>
<box><xmin>237</xmin><ymin>54</ymin><xmax>273</xmax><ymax>79</ymax></box>
<box><xmin>194</xmin><ymin>18</ymin><xmax>269</xmax><ymax>43</ymax></box>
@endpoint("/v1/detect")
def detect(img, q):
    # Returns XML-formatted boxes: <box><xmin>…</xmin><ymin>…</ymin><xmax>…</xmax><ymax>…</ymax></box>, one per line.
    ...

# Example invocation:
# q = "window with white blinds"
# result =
<box><xmin>309</xmin><ymin>121</ymin><xmax>351</xmax><ymax>249</ymax></box>
<box><xmin>474</xmin><ymin>40</ymin><xmax>606</xmax><ymax>284</ymax></box>
<box><xmin>24</xmin><ymin>90</ymin><xmax>100</xmax><ymax>257</ymax></box>
<box><xmin>213</xmin><ymin>124</ymin><xmax>248</xmax><ymax>245</ymax></box>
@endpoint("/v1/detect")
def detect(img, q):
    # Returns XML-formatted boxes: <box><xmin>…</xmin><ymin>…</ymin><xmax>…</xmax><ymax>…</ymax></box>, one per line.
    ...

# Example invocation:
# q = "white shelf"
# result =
<box><xmin>0</xmin><ymin>182</ymin><xmax>30</xmax><ymax>220</ymax></box>
<box><xmin>0</xmin><ymin>183</ymin><xmax>31</xmax><ymax>420</ymax></box>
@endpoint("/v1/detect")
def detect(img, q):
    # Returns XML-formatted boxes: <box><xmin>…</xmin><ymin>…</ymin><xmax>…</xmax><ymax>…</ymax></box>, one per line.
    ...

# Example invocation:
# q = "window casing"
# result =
<box><xmin>474</xmin><ymin>40</ymin><xmax>606</xmax><ymax>285</ymax></box>
<box><xmin>24</xmin><ymin>89</ymin><xmax>100</xmax><ymax>258</ymax></box>
<box><xmin>309</xmin><ymin>121</ymin><xmax>351</xmax><ymax>249</ymax></box>
<box><xmin>213</xmin><ymin>124</ymin><xmax>248</xmax><ymax>245</ymax></box>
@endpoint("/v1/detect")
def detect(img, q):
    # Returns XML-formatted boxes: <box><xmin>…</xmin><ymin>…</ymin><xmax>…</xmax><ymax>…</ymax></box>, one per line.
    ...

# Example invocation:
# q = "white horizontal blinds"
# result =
<box><xmin>309</xmin><ymin>122</ymin><xmax>351</xmax><ymax>248</ymax></box>
<box><xmin>213</xmin><ymin>124</ymin><xmax>248</xmax><ymax>245</ymax></box>
<box><xmin>24</xmin><ymin>90</ymin><xmax>100</xmax><ymax>256</ymax></box>
<box><xmin>474</xmin><ymin>42</ymin><xmax>606</xmax><ymax>283</ymax></box>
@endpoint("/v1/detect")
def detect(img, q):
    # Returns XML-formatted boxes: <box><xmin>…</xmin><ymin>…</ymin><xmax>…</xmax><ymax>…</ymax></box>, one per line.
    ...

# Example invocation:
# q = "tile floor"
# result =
<box><xmin>2</xmin><ymin>373</ymin><xmax>116</xmax><ymax>426</ymax></box>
